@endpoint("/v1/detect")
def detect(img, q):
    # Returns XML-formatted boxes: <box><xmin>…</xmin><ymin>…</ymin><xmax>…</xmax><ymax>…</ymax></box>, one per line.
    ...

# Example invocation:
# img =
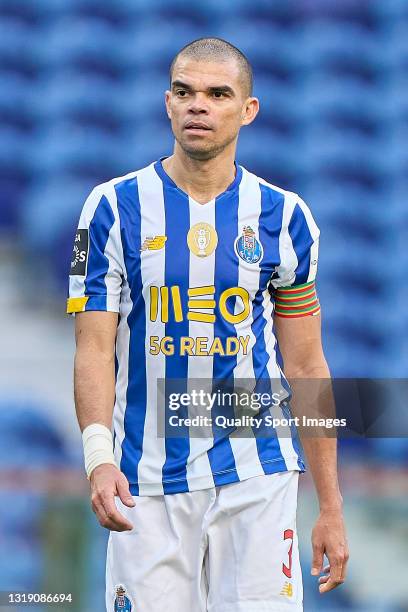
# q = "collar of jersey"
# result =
<box><xmin>154</xmin><ymin>156</ymin><xmax>243</xmax><ymax>204</ymax></box>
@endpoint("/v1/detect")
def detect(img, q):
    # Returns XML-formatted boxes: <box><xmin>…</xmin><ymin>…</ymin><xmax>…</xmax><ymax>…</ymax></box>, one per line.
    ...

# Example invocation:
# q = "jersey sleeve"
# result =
<box><xmin>66</xmin><ymin>185</ymin><xmax>124</xmax><ymax>315</ymax></box>
<box><xmin>270</xmin><ymin>195</ymin><xmax>321</xmax><ymax>318</ymax></box>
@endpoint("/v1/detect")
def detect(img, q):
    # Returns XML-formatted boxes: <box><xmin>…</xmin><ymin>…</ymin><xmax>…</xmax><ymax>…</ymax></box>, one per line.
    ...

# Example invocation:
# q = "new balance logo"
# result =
<box><xmin>141</xmin><ymin>236</ymin><xmax>167</xmax><ymax>251</ymax></box>
<box><xmin>280</xmin><ymin>581</ymin><xmax>293</xmax><ymax>598</ymax></box>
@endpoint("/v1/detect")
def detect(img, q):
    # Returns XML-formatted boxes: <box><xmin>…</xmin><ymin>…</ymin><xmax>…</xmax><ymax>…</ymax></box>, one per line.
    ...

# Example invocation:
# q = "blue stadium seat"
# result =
<box><xmin>2</xmin><ymin>0</ymin><xmax>72</xmax><ymax>19</ymax></box>
<box><xmin>28</xmin><ymin>72</ymin><xmax>124</xmax><ymax>125</ymax></box>
<box><xmin>0</xmin><ymin>73</ymin><xmax>31</xmax><ymax>117</ymax></box>
<box><xmin>380</xmin><ymin>23</ymin><xmax>408</xmax><ymax>70</ymax></box>
<box><xmin>117</xmin><ymin>122</ymin><xmax>175</xmax><ymax>169</ymax></box>
<box><xmin>20</xmin><ymin>174</ymin><xmax>97</xmax><ymax>251</ymax></box>
<box><xmin>385</xmin><ymin>76</ymin><xmax>408</xmax><ymax>123</ymax></box>
<box><xmin>237</xmin><ymin>0</ymin><xmax>299</xmax><ymax>24</ymax></box>
<box><xmin>0</xmin><ymin>493</ymin><xmax>44</xmax><ymax>534</ymax></box>
<box><xmin>238</xmin><ymin>127</ymin><xmax>306</xmax><ymax>186</ymax></box>
<box><xmin>67</xmin><ymin>0</ymin><xmax>142</xmax><ymax>20</ymax></box>
<box><xmin>136</xmin><ymin>0</ymin><xmax>218</xmax><ymax>22</ymax></box>
<box><xmin>118</xmin><ymin>18</ymin><xmax>204</xmax><ymax>71</ymax></box>
<box><xmin>369</xmin><ymin>439</ymin><xmax>408</xmax><ymax>465</ymax></box>
<box><xmin>305</xmin><ymin>180</ymin><xmax>395</xmax><ymax>231</ymax></box>
<box><xmin>0</xmin><ymin>534</ymin><xmax>41</xmax><ymax>590</ymax></box>
<box><xmin>31</xmin><ymin>16</ymin><xmax>121</xmax><ymax>70</ymax></box>
<box><xmin>299</xmin><ymin>21</ymin><xmax>386</xmax><ymax>75</ymax></box>
<box><xmin>391</xmin><ymin>178</ymin><xmax>408</xmax><ymax>219</ymax></box>
<box><xmin>25</xmin><ymin>122</ymin><xmax>124</xmax><ymax>175</ymax></box>
<box><xmin>301</xmin><ymin>73</ymin><xmax>383</xmax><ymax>125</ymax></box>
<box><xmin>0</xmin><ymin>126</ymin><xmax>27</xmax><ymax>167</ymax></box>
<box><xmin>221</xmin><ymin>21</ymin><xmax>302</xmax><ymax>78</ymax></box>
<box><xmin>0</xmin><ymin>401</ymin><xmax>71</xmax><ymax>467</ymax></box>
<box><xmin>0</xmin><ymin>17</ymin><xmax>32</xmax><ymax>57</ymax></box>
<box><xmin>301</xmin><ymin>126</ymin><xmax>387</xmax><ymax>187</ymax></box>
<box><xmin>20</xmin><ymin>173</ymin><xmax>106</xmax><ymax>290</ymax></box>
<box><xmin>382</xmin><ymin>129</ymin><xmax>408</xmax><ymax>178</ymax></box>
<box><xmin>113</xmin><ymin>73</ymin><xmax>169</xmax><ymax>124</ymax></box>
<box><xmin>327</xmin><ymin>247</ymin><xmax>388</xmax><ymax>290</ymax></box>
<box><xmin>371</xmin><ymin>0</ymin><xmax>408</xmax><ymax>20</ymax></box>
<box><xmin>324</xmin><ymin>319</ymin><xmax>392</xmax><ymax>377</ymax></box>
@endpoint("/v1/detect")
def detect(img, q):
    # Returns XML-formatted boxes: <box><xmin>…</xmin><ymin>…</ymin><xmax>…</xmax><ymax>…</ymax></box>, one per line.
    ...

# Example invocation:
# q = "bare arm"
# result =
<box><xmin>275</xmin><ymin>312</ymin><xmax>349</xmax><ymax>593</ymax></box>
<box><xmin>74</xmin><ymin>311</ymin><xmax>134</xmax><ymax>531</ymax></box>
<box><xmin>74</xmin><ymin>310</ymin><xmax>118</xmax><ymax>430</ymax></box>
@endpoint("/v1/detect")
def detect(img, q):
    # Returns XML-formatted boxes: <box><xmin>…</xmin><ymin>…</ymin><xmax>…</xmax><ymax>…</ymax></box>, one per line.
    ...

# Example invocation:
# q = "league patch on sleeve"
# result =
<box><xmin>70</xmin><ymin>229</ymin><xmax>89</xmax><ymax>276</ymax></box>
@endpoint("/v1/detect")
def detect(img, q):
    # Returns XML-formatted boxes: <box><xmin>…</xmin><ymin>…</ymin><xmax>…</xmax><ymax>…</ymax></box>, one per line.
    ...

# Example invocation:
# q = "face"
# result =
<box><xmin>165</xmin><ymin>57</ymin><xmax>259</xmax><ymax>161</ymax></box>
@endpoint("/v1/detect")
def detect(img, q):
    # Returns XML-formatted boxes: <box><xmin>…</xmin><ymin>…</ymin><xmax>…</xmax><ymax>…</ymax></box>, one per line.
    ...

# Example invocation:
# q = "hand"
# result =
<box><xmin>311</xmin><ymin>508</ymin><xmax>349</xmax><ymax>594</ymax></box>
<box><xmin>90</xmin><ymin>463</ymin><xmax>135</xmax><ymax>532</ymax></box>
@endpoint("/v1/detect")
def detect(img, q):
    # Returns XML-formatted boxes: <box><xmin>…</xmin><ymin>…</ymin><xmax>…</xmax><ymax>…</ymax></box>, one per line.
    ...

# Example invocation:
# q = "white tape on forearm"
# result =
<box><xmin>82</xmin><ymin>423</ymin><xmax>116</xmax><ymax>480</ymax></box>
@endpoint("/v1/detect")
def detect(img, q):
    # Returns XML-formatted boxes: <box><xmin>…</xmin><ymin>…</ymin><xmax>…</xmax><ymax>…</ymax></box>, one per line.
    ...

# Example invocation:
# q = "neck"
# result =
<box><xmin>162</xmin><ymin>143</ymin><xmax>237</xmax><ymax>204</ymax></box>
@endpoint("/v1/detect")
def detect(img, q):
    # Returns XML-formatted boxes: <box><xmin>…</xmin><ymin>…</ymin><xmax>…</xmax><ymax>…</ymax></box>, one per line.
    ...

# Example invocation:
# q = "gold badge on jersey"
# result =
<box><xmin>187</xmin><ymin>222</ymin><xmax>218</xmax><ymax>257</ymax></box>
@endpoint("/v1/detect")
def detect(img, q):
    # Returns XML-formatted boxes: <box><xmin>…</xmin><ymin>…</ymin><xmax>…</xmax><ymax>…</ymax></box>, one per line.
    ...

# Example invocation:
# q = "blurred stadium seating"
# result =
<box><xmin>0</xmin><ymin>2</ymin><xmax>407</xmax><ymax>610</ymax></box>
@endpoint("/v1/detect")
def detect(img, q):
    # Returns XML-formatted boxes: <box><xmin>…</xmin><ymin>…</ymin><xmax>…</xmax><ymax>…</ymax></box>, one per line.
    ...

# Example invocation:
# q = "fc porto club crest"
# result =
<box><xmin>187</xmin><ymin>222</ymin><xmax>218</xmax><ymax>257</ymax></box>
<box><xmin>114</xmin><ymin>584</ymin><xmax>132</xmax><ymax>611</ymax></box>
<box><xmin>234</xmin><ymin>225</ymin><xmax>263</xmax><ymax>264</ymax></box>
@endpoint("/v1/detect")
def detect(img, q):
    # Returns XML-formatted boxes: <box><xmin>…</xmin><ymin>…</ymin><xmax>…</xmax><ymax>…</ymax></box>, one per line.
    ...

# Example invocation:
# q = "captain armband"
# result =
<box><xmin>274</xmin><ymin>281</ymin><xmax>321</xmax><ymax>318</ymax></box>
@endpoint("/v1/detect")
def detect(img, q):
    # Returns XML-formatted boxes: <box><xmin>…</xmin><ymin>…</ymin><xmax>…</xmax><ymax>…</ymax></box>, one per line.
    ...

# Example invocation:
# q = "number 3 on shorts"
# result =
<box><xmin>283</xmin><ymin>528</ymin><xmax>294</xmax><ymax>578</ymax></box>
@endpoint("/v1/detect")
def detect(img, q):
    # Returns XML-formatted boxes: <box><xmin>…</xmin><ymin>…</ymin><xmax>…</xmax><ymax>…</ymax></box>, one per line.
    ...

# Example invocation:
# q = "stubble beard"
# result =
<box><xmin>175</xmin><ymin>131</ymin><xmax>238</xmax><ymax>162</ymax></box>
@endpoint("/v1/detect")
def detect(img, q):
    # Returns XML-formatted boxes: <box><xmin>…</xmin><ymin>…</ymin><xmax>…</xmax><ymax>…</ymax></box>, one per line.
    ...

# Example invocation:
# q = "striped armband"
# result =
<box><xmin>274</xmin><ymin>281</ymin><xmax>320</xmax><ymax>318</ymax></box>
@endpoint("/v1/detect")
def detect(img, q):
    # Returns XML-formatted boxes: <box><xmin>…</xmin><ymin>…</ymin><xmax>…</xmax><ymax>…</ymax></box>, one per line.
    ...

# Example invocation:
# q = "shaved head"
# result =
<box><xmin>170</xmin><ymin>37</ymin><xmax>253</xmax><ymax>98</ymax></box>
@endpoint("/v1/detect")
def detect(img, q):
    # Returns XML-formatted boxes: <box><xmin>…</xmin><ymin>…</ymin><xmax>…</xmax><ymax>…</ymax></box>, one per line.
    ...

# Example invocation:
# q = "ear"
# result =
<box><xmin>241</xmin><ymin>97</ymin><xmax>259</xmax><ymax>127</ymax></box>
<box><xmin>165</xmin><ymin>90</ymin><xmax>172</xmax><ymax>119</ymax></box>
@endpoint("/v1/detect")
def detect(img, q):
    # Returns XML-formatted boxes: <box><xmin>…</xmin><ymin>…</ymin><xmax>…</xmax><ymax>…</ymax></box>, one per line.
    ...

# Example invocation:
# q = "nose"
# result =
<box><xmin>187</xmin><ymin>91</ymin><xmax>210</xmax><ymax>114</ymax></box>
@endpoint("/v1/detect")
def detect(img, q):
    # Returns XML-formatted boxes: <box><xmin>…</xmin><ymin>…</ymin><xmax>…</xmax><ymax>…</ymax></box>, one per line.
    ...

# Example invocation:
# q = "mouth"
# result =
<box><xmin>184</xmin><ymin>122</ymin><xmax>212</xmax><ymax>134</ymax></box>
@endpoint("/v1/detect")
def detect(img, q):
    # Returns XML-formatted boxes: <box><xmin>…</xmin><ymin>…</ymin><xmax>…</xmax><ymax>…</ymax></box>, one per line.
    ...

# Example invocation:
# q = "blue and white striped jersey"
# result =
<box><xmin>67</xmin><ymin>158</ymin><xmax>320</xmax><ymax>495</ymax></box>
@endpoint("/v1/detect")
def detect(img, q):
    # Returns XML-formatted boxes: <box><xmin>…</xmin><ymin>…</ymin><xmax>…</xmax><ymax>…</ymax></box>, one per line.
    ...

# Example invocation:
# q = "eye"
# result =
<box><xmin>213</xmin><ymin>91</ymin><xmax>225</xmax><ymax>98</ymax></box>
<box><xmin>175</xmin><ymin>89</ymin><xmax>188</xmax><ymax>97</ymax></box>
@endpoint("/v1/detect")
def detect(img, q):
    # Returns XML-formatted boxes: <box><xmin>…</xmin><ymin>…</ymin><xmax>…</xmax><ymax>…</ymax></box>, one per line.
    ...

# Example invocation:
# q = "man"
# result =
<box><xmin>67</xmin><ymin>38</ymin><xmax>348</xmax><ymax>611</ymax></box>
